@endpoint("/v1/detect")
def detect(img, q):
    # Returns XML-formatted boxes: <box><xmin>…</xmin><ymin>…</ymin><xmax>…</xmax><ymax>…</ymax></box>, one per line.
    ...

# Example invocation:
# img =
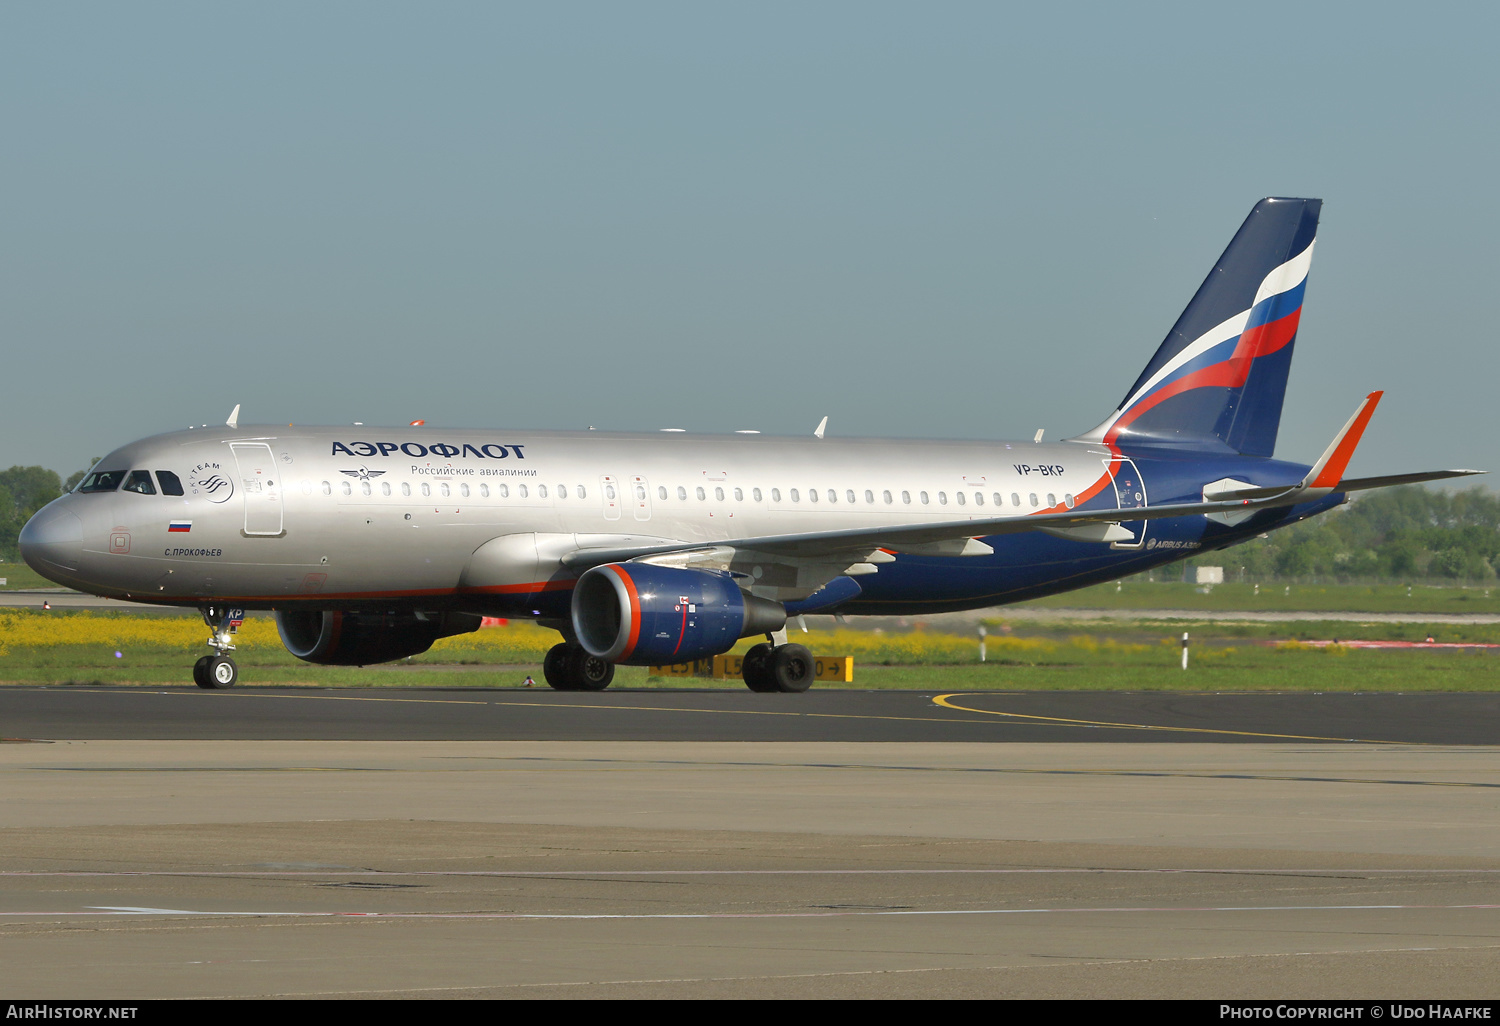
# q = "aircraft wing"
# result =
<box><xmin>555</xmin><ymin>392</ymin><xmax>1485</xmax><ymax>601</ymax></box>
<box><xmin>556</xmin><ymin>493</ymin><xmax>1296</xmax><ymax>601</ymax></box>
<box><xmin>560</xmin><ymin>494</ymin><xmax>1282</xmax><ymax>571</ymax></box>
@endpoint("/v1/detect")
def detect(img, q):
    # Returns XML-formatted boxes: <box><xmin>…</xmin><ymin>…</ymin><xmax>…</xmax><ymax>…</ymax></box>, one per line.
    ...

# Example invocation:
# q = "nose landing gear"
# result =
<box><xmin>194</xmin><ymin>606</ymin><xmax>242</xmax><ymax>689</ymax></box>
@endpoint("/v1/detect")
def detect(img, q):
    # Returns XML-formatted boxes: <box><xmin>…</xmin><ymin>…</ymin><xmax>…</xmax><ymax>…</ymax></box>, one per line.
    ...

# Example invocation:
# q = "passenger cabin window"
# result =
<box><xmin>769</xmin><ymin>488</ymin><xmax>779</xmax><ymax>502</ymax></box>
<box><xmin>156</xmin><ymin>471</ymin><xmax>185</xmax><ymax>496</ymax></box>
<box><xmin>440</xmin><ymin>483</ymin><xmax>451</xmax><ymax>497</ymax></box>
<box><xmin>1047</xmin><ymin>493</ymin><xmax>1056</xmax><ymax>507</ymax></box>
<box><xmin>696</xmin><ymin>486</ymin><xmax>706</xmax><ymax>501</ymax></box>
<box><xmin>499</xmin><ymin>484</ymin><xmax>509</xmax><ymax>497</ymax></box>
<box><xmin>122</xmin><ymin>470</ymin><xmax>156</xmax><ymax>495</ymax></box>
<box><xmin>518</xmin><ymin>484</ymin><xmax>528</xmax><ymax>498</ymax></box>
<box><xmin>382</xmin><ymin>482</ymin><xmax>391</xmax><ymax>496</ymax></box>
<box><xmin>537</xmin><ymin>485</ymin><xmax>547</xmax><ymax>499</ymax></box>
<box><xmin>677</xmin><ymin>486</ymin><xmax>687</xmax><ymax>500</ymax></box>
<box><xmin>939</xmin><ymin>492</ymin><xmax>948</xmax><ymax>505</ymax></box>
<box><xmin>882</xmin><ymin>490</ymin><xmax>892</xmax><ymax>504</ymax></box>
<box><xmin>1064</xmin><ymin>493</ymin><xmax>1075</xmax><ymax>508</ymax></box>
<box><xmin>656</xmin><ymin>486</ymin><xmax>666</xmax><ymax>500</ymax></box>
<box><xmin>974</xmin><ymin>492</ymin><xmax>983</xmax><ymax>506</ymax></box>
<box><xmin>752</xmin><ymin>488</ymin><xmax>761</xmax><ymax>501</ymax></box>
<box><xmin>789</xmin><ymin>489</ymin><xmax>799</xmax><ymax>502</ymax></box>
<box><xmin>421</xmin><ymin>483</ymin><xmax>431</xmax><ymax>497</ymax></box>
<box><xmin>864</xmin><ymin>490</ymin><xmax>874</xmax><ymax>504</ymax></box>
<box><xmin>734</xmin><ymin>487</ymin><xmax>743</xmax><ymax>501</ymax></box>
<box><xmin>556</xmin><ymin>485</ymin><xmax>566</xmax><ymax>499</ymax></box>
<box><xmin>902</xmin><ymin>491</ymin><xmax>911</xmax><ymax>504</ymax></box>
<box><xmin>1012</xmin><ymin>492</ymin><xmax>1021</xmax><ymax>506</ymax></box>
<box><xmin>361</xmin><ymin>481</ymin><xmax>371</xmax><ymax>496</ymax></box>
<box><xmin>342</xmin><ymin>482</ymin><xmax>352</xmax><ymax>496</ymax></box>
<box><xmin>480</xmin><ymin>484</ymin><xmax>489</xmax><ymax>497</ymax></box>
<box><xmin>919</xmin><ymin>491</ymin><xmax>929</xmax><ymax>505</ymax></box>
<box><xmin>322</xmin><ymin>481</ymin><xmax>332</xmax><ymax>495</ymax></box>
<box><xmin>715</xmin><ymin>487</ymin><xmax>724</xmax><ymax>501</ymax></box>
<box><xmin>1029</xmin><ymin>493</ymin><xmax>1038</xmax><ymax>507</ymax></box>
<box><xmin>955</xmin><ymin>492</ymin><xmax>965</xmax><ymax>505</ymax></box>
<box><xmin>460</xmin><ymin>483</ymin><xmax>471</xmax><ymax>498</ymax></box>
<box><xmin>401</xmin><ymin>482</ymin><xmax>411</xmax><ymax>496</ymax></box>
<box><xmin>994</xmin><ymin>492</ymin><xmax>1002</xmax><ymax>506</ymax></box>
<box><xmin>77</xmin><ymin>470</ymin><xmax>126</xmax><ymax>493</ymax></box>
<box><xmin>577</xmin><ymin>485</ymin><xmax>586</xmax><ymax>499</ymax></box>
<box><xmin>808</xmin><ymin>489</ymin><xmax>818</xmax><ymax>503</ymax></box>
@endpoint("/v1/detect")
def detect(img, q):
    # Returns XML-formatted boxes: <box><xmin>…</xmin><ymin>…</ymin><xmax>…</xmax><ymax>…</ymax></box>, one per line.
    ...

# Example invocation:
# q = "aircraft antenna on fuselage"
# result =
<box><xmin>225</xmin><ymin>404</ymin><xmax>240</xmax><ymax>429</ymax></box>
<box><xmin>814</xmin><ymin>416</ymin><xmax>828</xmax><ymax>440</ymax></box>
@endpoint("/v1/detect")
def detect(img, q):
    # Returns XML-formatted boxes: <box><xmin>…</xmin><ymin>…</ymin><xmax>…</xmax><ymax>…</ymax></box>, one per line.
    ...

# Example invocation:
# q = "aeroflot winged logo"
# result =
<box><xmin>332</xmin><ymin>441</ymin><xmax>527</xmax><ymax>459</ymax></box>
<box><xmin>340</xmin><ymin>466</ymin><xmax>386</xmax><ymax>481</ymax></box>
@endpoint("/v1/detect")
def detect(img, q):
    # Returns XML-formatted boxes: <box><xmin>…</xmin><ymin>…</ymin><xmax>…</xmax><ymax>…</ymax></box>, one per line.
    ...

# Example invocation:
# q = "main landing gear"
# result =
<box><xmin>193</xmin><ymin>605</ymin><xmax>241</xmax><ymax>689</ymax></box>
<box><xmin>741</xmin><ymin>639</ymin><xmax>815</xmax><ymax>693</ymax></box>
<box><xmin>543</xmin><ymin>643</ymin><xmax>615</xmax><ymax>691</ymax></box>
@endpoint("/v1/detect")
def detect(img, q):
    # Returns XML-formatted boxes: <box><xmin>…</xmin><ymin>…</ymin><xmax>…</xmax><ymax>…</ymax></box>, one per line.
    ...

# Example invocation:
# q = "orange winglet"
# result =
<box><xmin>1309</xmin><ymin>391</ymin><xmax>1383</xmax><ymax>489</ymax></box>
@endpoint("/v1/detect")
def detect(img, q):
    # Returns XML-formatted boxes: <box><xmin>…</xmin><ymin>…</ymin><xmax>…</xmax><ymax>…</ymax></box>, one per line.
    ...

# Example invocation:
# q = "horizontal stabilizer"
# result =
<box><xmin>1334</xmin><ymin>469</ymin><xmax>1486</xmax><ymax>492</ymax></box>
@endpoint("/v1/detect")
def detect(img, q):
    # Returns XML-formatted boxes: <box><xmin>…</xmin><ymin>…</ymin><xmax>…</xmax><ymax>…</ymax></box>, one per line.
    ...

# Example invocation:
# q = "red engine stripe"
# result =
<box><xmin>607</xmin><ymin>565</ymin><xmax>642</xmax><ymax>661</ymax></box>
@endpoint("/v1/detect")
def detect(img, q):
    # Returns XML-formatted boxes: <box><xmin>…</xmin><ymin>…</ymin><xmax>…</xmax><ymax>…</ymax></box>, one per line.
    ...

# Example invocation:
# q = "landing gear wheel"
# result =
<box><xmin>570</xmin><ymin>649</ymin><xmax>615</xmax><ymax>691</ymax></box>
<box><xmin>192</xmin><ymin>655</ymin><xmax>213</xmax><ymax>689</ymax></box>
<box><xmin>202</xmin><ymin>655</ymin><xmax>238</xmax><ymax>689</ymax></box>
<box><xmin>543</xmin><ymin>643</ymin><xmax>576</xmax><ymax>690</ymax></box>
<box><xmin>768</xmin><ymin>643</ymin><xmax>814</xmax><ymax>693</ymax></box>
<box><xmin>741</xmin><ymin>643</ymin><xmax>776</xmax><ymax>692</ymax></box>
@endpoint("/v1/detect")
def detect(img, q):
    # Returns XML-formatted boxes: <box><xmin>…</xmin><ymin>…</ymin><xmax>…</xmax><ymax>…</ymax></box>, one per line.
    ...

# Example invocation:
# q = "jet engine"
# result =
<box><xmin>571</xmin><ymin>563</ymin><xmax>785</xmax><ymax>666</ymax></box>
<box><xmin>275</xmin><ymin>610</ymin><xmax>484</xmax><ymax>666</ymax></box>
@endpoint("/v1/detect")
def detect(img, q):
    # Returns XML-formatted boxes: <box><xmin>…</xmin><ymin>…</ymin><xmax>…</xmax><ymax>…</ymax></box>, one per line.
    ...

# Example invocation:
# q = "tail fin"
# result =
<box><xmin>1075</xmin><ymin>197</ymin><xmax>1321</xmax><ymax>456</ymax></box>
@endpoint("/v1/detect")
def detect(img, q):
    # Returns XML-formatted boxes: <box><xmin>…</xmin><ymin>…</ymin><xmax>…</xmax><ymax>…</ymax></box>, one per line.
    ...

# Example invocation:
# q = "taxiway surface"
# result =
<box><xmin>3</xmin><ymin>686</ymin><xmax>1498</xmax><ymax>999</ymax></box>
<box><xmin>4</xmin><ymin>685</ymin><xmax>1500</xmax><ymax>744</ymax></box>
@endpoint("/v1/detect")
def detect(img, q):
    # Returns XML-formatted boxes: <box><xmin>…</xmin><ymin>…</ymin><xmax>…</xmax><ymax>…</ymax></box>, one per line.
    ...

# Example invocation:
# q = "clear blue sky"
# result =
<box><xmin>2</xmin><ymin>2</ymin><xmax>1495</xmax><ymax>484</ymax></box>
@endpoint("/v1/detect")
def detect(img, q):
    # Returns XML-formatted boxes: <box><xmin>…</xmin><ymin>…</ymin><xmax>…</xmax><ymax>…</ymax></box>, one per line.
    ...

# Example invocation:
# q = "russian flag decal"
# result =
<box><xmin>168</xmin><ymin>520</ymin><xmax>192</xmax><ymax>533</ymax></box>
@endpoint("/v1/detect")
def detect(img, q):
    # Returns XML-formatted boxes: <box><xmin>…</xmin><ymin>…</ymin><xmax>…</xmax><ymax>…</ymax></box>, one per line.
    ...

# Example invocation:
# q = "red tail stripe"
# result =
<box><xmin>1106</xmin><ymin>307</ymin><xmax>1301</xmax><ymax>444</ymax></box>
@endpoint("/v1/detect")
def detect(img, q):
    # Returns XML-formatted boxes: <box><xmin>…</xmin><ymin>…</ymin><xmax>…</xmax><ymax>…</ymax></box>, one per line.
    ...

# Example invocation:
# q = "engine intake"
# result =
<box><xmin>276</xmin><ymin>610</ymin><xmax>483</xmax><ymax>666</ymax></box>
<box><xmin>572</xmin><ymin>563</ymin><xmax>785</xmax><ymax>665</ymax></box>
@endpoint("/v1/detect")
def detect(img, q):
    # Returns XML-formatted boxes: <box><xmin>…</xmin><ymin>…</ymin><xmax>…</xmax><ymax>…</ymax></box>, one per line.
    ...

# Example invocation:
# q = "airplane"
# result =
<box><xmin>19</xmin><ymin>197</ymin><xmax>1481</xmax><ymax>692</ymax></box>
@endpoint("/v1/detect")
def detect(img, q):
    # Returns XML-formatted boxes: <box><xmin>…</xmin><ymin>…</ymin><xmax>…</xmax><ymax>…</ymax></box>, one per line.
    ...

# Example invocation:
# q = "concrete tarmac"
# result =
<box><xmin>4</xmin><ymin>737</ymin><xmax>1500</xmax><ymax>999</ymax></box>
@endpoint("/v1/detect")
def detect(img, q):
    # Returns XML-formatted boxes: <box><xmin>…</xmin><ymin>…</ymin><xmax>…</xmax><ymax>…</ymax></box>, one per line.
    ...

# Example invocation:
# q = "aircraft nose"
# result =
<box><xmin>19</xmin><ymin>504</ymin><xmax>84</xmax><ymax>577</ymax></box>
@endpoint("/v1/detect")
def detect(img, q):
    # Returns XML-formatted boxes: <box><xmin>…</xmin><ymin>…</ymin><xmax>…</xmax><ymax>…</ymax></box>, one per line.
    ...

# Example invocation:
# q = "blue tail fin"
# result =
<box><xmin>1076</xmin><ymin>197</ymin><xmax>1321</xmax><ymax>457</ymax></box>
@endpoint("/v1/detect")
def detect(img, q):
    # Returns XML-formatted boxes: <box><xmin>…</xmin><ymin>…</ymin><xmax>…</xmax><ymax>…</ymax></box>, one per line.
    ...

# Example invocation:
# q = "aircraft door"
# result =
<box><xmin>631</xmin><ymin>475</ymin><xmax>652</xmax><ymax>521</ymax></box>
<box><xmin>1105</xmin><ymin>456</ymin><xmax>1147</xmax><ymax>550</ymax></box>
<box><xmin>230</xmin><ymin>442</ymin><xmax>284</xmax><ymax>536</ymax></box>
<box><xmin>600</xmin><ymin>475</ymin><xmax>621</xmax><ymax>520</ymax></box>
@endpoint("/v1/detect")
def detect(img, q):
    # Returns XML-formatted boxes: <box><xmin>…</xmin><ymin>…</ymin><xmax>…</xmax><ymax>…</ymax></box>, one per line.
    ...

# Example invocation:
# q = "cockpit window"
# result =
<box><xmin>122</xmin><ymin>470</ymin><xmax>157</xmax><ymax>495</ymax></box>
<box><xmin>156</xmin><ymin>471</ymin><xmax>185</xmax><ymax>496</ymax></box>
<box><xmin>77</xmin><ymin>470</ymin><xmax>126</xmax><ymax>493</ymax></box>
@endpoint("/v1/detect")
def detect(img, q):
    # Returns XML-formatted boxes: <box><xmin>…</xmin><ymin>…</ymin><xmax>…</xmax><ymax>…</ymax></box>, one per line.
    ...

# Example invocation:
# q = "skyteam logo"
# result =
<box><xmin>188</xmin><ymin>461</ymin><xmax>234</xmax><ymax>503</ymax></box>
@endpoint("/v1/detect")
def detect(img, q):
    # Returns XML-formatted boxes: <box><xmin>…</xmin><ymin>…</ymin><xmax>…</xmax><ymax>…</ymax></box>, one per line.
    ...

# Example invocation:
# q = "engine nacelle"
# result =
<box><xmin>276</xmin><ymin>610</ymin><xmax>484</xmax><ymax>666</ymax></box>
<box><xmin>572</xmin><ymin>563</ymin><xmax>785</xmax><ymax>666</ymax></box>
